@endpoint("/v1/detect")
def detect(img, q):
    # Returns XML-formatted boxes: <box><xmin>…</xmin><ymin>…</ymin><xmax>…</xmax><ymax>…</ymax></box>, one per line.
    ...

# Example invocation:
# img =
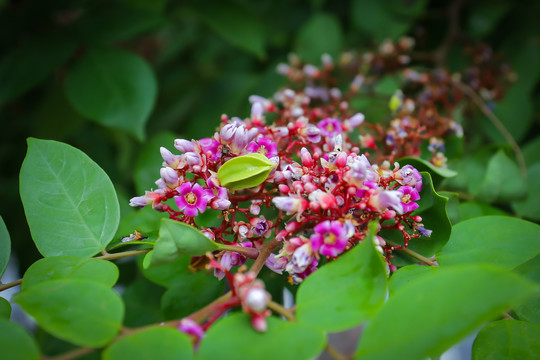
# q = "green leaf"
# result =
<box><xmin>512</xmin><ymin>163</ymin><xmax>540</xmax><ymax>221</ymax></box>
<box><xmin>0</xmin><ymin>216</ymin><xmax>10</xmax><ymax>277</ymax></box>
<box><xmin>123</xmin><ymin>277</ymin><xmax>164</xmax><ymax>327</ymax></box>
<box><xmin>459</xmin><ymin>201</ymin><xmax>507</xmax><ymax>222</ymax></box>
<box><xmin>389</xmin><ymin>265</ymin><xmax>437</xmax><ymax>295</ymax></box>
<box><xmin>355</xmin><ymin>264</ymin><xmax>539</xmax><ymax>360</ymax></box>
<box><xmin>294</xmin><ymin>13</ymin><xmax>343</xmax><ymax>63</ymax></box>
<box><xmin>515</xmin><ymin>293</ymin><xmax>540</xmax><ymax>326</ymax></box>
<box><xmin>150</xmin><ymin>219</ymin><xmax>222</xmax><ymax>267</ymax></box>
<box><xmin>397</xmin><ymin>157</ymin><xmax>457</xmax><ymax>185</ymax></box>
<box><xmin>65</xmin><ymin>48</ymin><xmax>157</xmax><ymax>141</ymax></box>
<box><xmin>198</xmin><ymin>313</ymin><xmax>326</xmax><ymax>360</ymax></box>
<box><xmin>472</xmin><ymin>320</ymin><xmax>540</xmax><ymax>360</ymax></box>
<box><xmin>296</xmin><ymin>223</ymin><xmax>387</xmax><ymax>332</ymax></box>
<box><xmin>521</xmin><ymin>136</ymin><xmax>540</xmax><ymax>167</ymax></box>
<box><xmin>0</xmin><ymin>318</ymin><xmax>40</xmax><ymax>360</ymax></box>
<box><xmin>351</xmin><ymin>0</ymin><xmax>413</xmax><ymax>42</ymax></box>
<box><xmin>0</xmin><ymin>35</ymin><xmax>75</xmax><ymax>107</ymax></box>
<box><xmin>138</xmin><ymin>253</ymin><xmax>190</xmax><ymax>287</ymax></box>
<box><xmin>199</xmin><ymin>3</ymin><xmax>266</xmax><ymax>58</ymax></box>
<box><xmin>15</xmin><ymin>279</ymin><xmax>124</xmax><ymax>347</ymax></box>
<box><xmin>437</xmin><ymin>216</ymin><xmax>540</xmax><ymax>270</ymax></box>
<box><xmin>103</xmin><ymin>326</ymin><xmax>194</xmax><ymax>360</ymax></box>
<box><xmin>0</xmin><ymin>297</ymin><xmax>11</xmax><ymax>319</ymax></box>
<box><xmin>161</xmin><ymin>271</ymin><xmax>225</xmax><ymax>320</ymax></box>
<box><xmin>476</xmin><ymin>150</ymin><xmax>526</xmax><ymax>203</ymax></box>
<box><xmin>217</xmin><ymin>153</ymin><xmax>277</xmax><ymax>191</ymax></box>
<box><xmin>134</xmin><ymin>131</ymin><xmax>178</xmax><ymax>195</ymax></box>
<box><xmin>439</xmin><ymin>191</ymin><xmax>460</xmax><ymax>224</ymax></box>
<box><xmin>20</xmin><ymin>138</ymin><xmax>120</xmax><ymax>257</ymax></box>
<box><xmin>382</xmin><ymin>172</ymin><xmax>451</xmax><ymax>266</ymax></box>
<box><xmin>466</xmin><ymin>0</ymin><xmax>513</xmax><ymax>39</ymax></box>
<box><xmin>22</xmin><ymin>256</ymin><xmax>119</xmax><ymax>290</ymax></box>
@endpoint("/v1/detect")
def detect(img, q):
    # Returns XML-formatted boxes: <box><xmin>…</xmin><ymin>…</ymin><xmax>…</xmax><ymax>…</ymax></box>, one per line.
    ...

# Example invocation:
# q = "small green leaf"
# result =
<box><xmin>15</xmin><ymin>279</ymin><xmax>124</xmax><ymax>347</ymax></box>
<box><xmin>512</xmin><ymin>163</ymin><xmax>540</xmax><ymax>221</ymax></box>
<box><xmin>217</xmin><ymin>153</ymin><xmax>277</xmax><ymax>191</ymax></box>
<box><xmin>150</xmin><ymin>219</ymin><xmax>222</xmax><ymax>267</ymax></box>
<box><xmin>20</xmin><ymin>138</ymin><xmax>120</xmax><ymax>257</ymax></box>
<box><xmin>0</xmin><ymin>216</ymin><xmax>10</xmax><ymax>277</ymax></box>
<box><xmin>198</xmin><ymin>313</ymin><xmax>326</xmax><ymax>360</ymax></box>
<box><xmin>65</xmin><ymin>48</ymin><xmax>157</xmax><ymax>141</ymax></box>
<box><xmin>22</xmin><ymin>256</ymin><xmax>119</xmax><ymax>290</ymax></box>
<box><xmin>296</xmin><ymin>223</ymin><xmax>387</xmax><ymax>332</ymax></box>
<box><xmin>0</xmin><ymin>297</ymin><xmax>11</xmax><ymax>319</ymax></box>
<box><xmin>355</xmin><ymin>264</ymin><xmax>539</xmax><ymax>360</ymax></box>
<box><xmin>437</xmin><ymin>216</ymin><xmax>540</xmax><ymax>270</ymax></box>
<box><xmin>103</xmin><ymin>326</ymin><xmax>194</xmax><ymax>360</ymax></box>
<box><xmin>472</xmin><ymin>320</ymin><xmax>540</xmax><ymax>360</ymax></box>
<box><xmin>0</xmin><ymin>319</ymin><xmax>40</xmax><ymax>360</ymax></box>
<box><xmin>161</xmin><ymin>271</ymin><xmax>225</xmax><ymax>320</ymax></box>
<box><xmin>294</xmin><ymin>13</ymin><xmax>343</xmax><ymax>63</ymax></box>
<box><xmin>476</xmin><ymin>150</ymin><xmax>526</xmax><ymax>203</ymax></box>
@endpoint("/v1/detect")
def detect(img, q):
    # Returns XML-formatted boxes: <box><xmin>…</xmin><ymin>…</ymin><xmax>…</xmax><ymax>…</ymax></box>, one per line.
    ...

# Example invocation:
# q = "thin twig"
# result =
<box><xmin>95</xmin><ymin>249</ymin><xmax>151</xmax><ymax>261</ymax></box>
<box><xmin>267</xmin><ymin>300</ymin><xmax>295</xmax><ymax>322</ymax></box>
<box><xmin>220</xmin><ymin>244</ymin><xmax>259</xmax><ymax>259</ymax></box>
<box><xmin>452</xmin><ymin>79</ymin><xmax>527</xmax><ymax>179</ymax></box>
<box><xmin>249</xmin><ymin>238</ymin><xmax>280</xmax><ymax>275</ymax></box>
<box><xmin>385</xmin><ymin>240</ymin><xmax>438</xmax><ymax>266</ymax></box>
<box><xmin>0</xmin><ymin>278</ymin><xmax>22</xmax><ymax>292</ymax></box>
<box><xmin>41</xmin><ymin>346</ymin><xmax>96</xmax><ymax>360</ymax></box>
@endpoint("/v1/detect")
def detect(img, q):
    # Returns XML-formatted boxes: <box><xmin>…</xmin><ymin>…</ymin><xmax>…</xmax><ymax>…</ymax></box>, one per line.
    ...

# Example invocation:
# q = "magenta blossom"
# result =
<box><xmin>310</xmin><ymin>220</ymin><xmax>348</xmax><ymax>257</ymax></box>
<box><xmin>178</xmin><ymin>319</ymin><xmax>204</xmax><ymax>347</ymax></box>
<box><xmin>317</xmin><ymin>117</ymin><xmax>342</xmax><ymax>137</ymax></box>
<box><xmin>398</xmin><ymin>186</ymin><xmax>420</xmax><ymax>213</ymax></box>
<box><xmin>174</xmin><ymin>182</ymin><xmax>208</xmax><ymax>216</ymax></box>
<box><xmin>199</xmin><ymin>138</ymin><xmax>221</xmax><ymax>161</ymax></box>
<box><xmin>246</xmin><ymin>137</ymin><xmax>278</xmax><ymax>159</ymax></box>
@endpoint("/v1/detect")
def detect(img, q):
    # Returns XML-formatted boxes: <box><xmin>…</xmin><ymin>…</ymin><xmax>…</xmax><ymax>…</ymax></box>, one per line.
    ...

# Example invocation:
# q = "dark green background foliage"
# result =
<box><xmin>1</xmin><ymin>0</ymin><xmax>539</xmax><ymax>358</ymax></box>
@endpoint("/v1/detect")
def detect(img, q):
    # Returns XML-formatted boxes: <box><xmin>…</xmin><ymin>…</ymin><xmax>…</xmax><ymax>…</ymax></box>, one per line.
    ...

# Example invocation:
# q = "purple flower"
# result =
<box><xmin>160</xmin><ymin>167</ymin><xmax>179</xmax><ymax>189</ymax></box>
<box><xmin>370</xmin><ymin>189</ymin><xmax>404</xmax><ymax>214</ymax></box>
<box><xmin>214</xmin><ymin>242</ymin><xmax>252</xmax><ymax>280</ymax></box>
<box><xmin>174</xmin><ymin>139</ymin><xmax>195</xmax><ymax>153</ymax></box>
<box><xmin>304</xmin><ymin>125</ymin><xmax>321</xmax><ymax>143</ymax></box>
<box><xmin>317</xmin><ymin>118</ymin><xmax>342</xmax><ymax>137</ymax></box>
<box><xmin>174</xmin><ymin>182</ymin><xmax>208</xmax><ymax>217</ymax></box>
<box><xmin>310</xmin><ymin>220</ymin><xmax>348</xmax><ymax>257</ymax></box>
<box><xmin>251</xmin><ymin>217</ymin><xmax>269</xmax><ymax>236</ymax></box>
<box><xmin>178</xmin><ymin>319</ymin><xmax>204</xmax><ymax>347</ymax></box>
<box><xmin>417</xmin><ymin>225</ymin><xmax>432</xmax><ymax>237</ymax></box>
<box><xmin>265</xmin><ymin>253</ymin><xmax>286</xmax><ymax>274</ymax></box>
<box><xmin>246</xmin><ymin>138</ymin><xmax>278</xmax><ymax>159</ymax></box>
<box><xmin>398</xmin><ymin>186</ymin><xmax>420</xmax><ymax>213</ymax></box>
<box><xmin>199</xmin><ymin>138</ymin><xmax>221</xmax><ymax>161</ymax></box>
<box><xmin>397</xmin><ymin>165</ymin><xmax>422</xmax><ymax>192</ymax></box>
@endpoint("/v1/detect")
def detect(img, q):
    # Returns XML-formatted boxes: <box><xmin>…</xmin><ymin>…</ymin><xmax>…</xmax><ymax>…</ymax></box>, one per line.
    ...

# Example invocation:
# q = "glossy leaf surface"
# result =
<box><xmin>0</xmin><ymin>319</ymin><xmax>40</xmax><ymax>360</ymax></box>
<box><xmin>0</xmin><ymin>216</ymin><xmax>10</xmax><ymax>277</ymax></box>
<box><xmin>20</xmin><ymin>139</ymin><xmax>120</xmax><ymax>257</ymax></box>
<box><xmin>198</xmin><ymin>313</ymin><xmax>325</xmax><ymax>360</ymax></box>
<box><xmin>356</xmin><ymin>264</ymin><xmax>538</xmax><ymax>360</ymax></box>
<box><xmin>296</xmin><ymin>223</ymin><xmax>387</xmax><ymax>332</ymax></box>
<box><xmin>16</xmin><ymin>279</ymin><xmax>124</xmax><ymax>347</ymax></box>
<box><xmin>217</xmin><ymin>153</ymin><xmax>277</xmax><ymax>191</ymax></box>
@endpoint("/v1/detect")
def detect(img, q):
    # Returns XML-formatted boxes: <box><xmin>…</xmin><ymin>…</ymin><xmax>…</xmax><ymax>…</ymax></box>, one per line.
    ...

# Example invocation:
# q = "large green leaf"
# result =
<box><xmin>0</xmin><ymin>319</ymin><xmax>40</xmax><ymax>360</ymax></box>
<box><xmin>459</xmin><ymin>201</ymin><xmax>507</xmax><ymax>222</ymax></box>
<box><xmin>437</xmin><ymin>216</ymin><xmax>540</xmax><ymax>270</ymax></box>
<box><xmin>199</xmin><ymin>3</ymin><xmax>266</xmax><ymax>58</ymax></box>
<box><xmin>15</xmin><ymin>279</ymin><xmax>124</xmax><ymax>347</ymax></box>
<box><xmin>294</xmin><ymin>13</ymin><xmax>343</xmax><ymax>64</ymax></box>
<box><xmin>103</xmin><ymin>326</ymin><xmax>194</xmax><ymax>360</ymax></box>
<box><xmin>0</xmin><ymin>216</ymin><xmax>10</xmax><ymax>277</ymax></box>
<box><xmin>355</xmin><ymin>264</ymin><xmax>539</xmax><ymax>360</ymax></box>
<box><xmin>0</xmin><ymin>35</ymin><xmax>75</xmax><ymax>107</ymax></box>
<box><xmin>296</xmin><ymin>223</ymin><xmax>387</xmax><ymax>332</ymax></box>
<box><xmin>20</xmin><ymin>138</ymin><xmax>120</xmax><ymax>257</ymax></box>
<box><xmin>149</xmin><ymin>219</ymin><xmax>222</xmax><ymax>267</ymax></box>
<box><xmin>123</xmin><ymin>277</ymin><xmax>164</xmax><ymax>327</ymax></box>
<box><xmin>389</xmin><ymin>265</ymin><xmax>436</xmax><ymax>295</ymax></box>
<box><xmin>22</xmin><ymin>256</ymin><xmax>118</xmax><ymax>290</ymax></box>
<box><xmin>65</xmin><ymin>48</ymin><xmax>157</xmax><ymax>141</ymax></box>
<box><xmin>198</xmin><ymin>313</ymin><xmax>326</xmax><ymax>360</ymax></box>
<box><xmin>472</xmin><ymin>320</ymin><xmax>540</xmax><ymax>360</ymax></box>
<box><xmin>138</xmin><ymin>253</ymin><xmax>190</xmax><ymax>287</ymax></box>
<box><xmin>161</xmin><ymin>271</ymin><xmax>226</xmax><ymax>320</ymax></box>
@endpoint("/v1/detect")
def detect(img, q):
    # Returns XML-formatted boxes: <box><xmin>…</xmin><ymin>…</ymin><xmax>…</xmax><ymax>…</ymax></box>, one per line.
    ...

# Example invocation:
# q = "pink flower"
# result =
<box><xmin>174</xmin><ymin>182</ymin><xmax>208</xmax><ymax>217</ymax></box>
<box><xmin>246</xmin><ymin>138</ymin><xmax>278</xmax><ymax>158</ymax></box>
<box><xmin>396</xmin><ymin>165</ymin><xmax>422</xmax><ymax>191</ymax></box>
<box><xmin>214</xmin><ymin>242</ymin><xmax>252</xmax><ymax>280</ymax></box>
<box><xmin>178</xmin><ymin>319</ymin><xmax>204</xmax><ymax>347</ymax></box>
<box><xmin>204</xmin><ymin>177</ymin><xmax>231</xmax><ymax>210</ymax></box>
<box><xmin>317</xmin><ymin>117</ymin><xmax>342</xmax><ymax>137</ymax></box>
<box><xmin>310</xmin><ymin>220</ymin><xmax>348</xmax><ymax>257</ymax></box>
<box><xmin>398</xmin><ymin>186</ymin><xmax>420</xmax><ymax>213</ymax></box>
<box><xmin>199</xmin><ymin>138</ymin><xmax>221</xmax><ymax>161</ymax></box>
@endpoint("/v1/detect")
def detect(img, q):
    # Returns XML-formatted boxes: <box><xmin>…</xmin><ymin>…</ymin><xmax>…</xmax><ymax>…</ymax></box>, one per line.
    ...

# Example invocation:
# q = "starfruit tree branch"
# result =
<box><xmin>385</xmin><ymin>239</ymin><xmax>438</xmax><ymax>266</ymax></box>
